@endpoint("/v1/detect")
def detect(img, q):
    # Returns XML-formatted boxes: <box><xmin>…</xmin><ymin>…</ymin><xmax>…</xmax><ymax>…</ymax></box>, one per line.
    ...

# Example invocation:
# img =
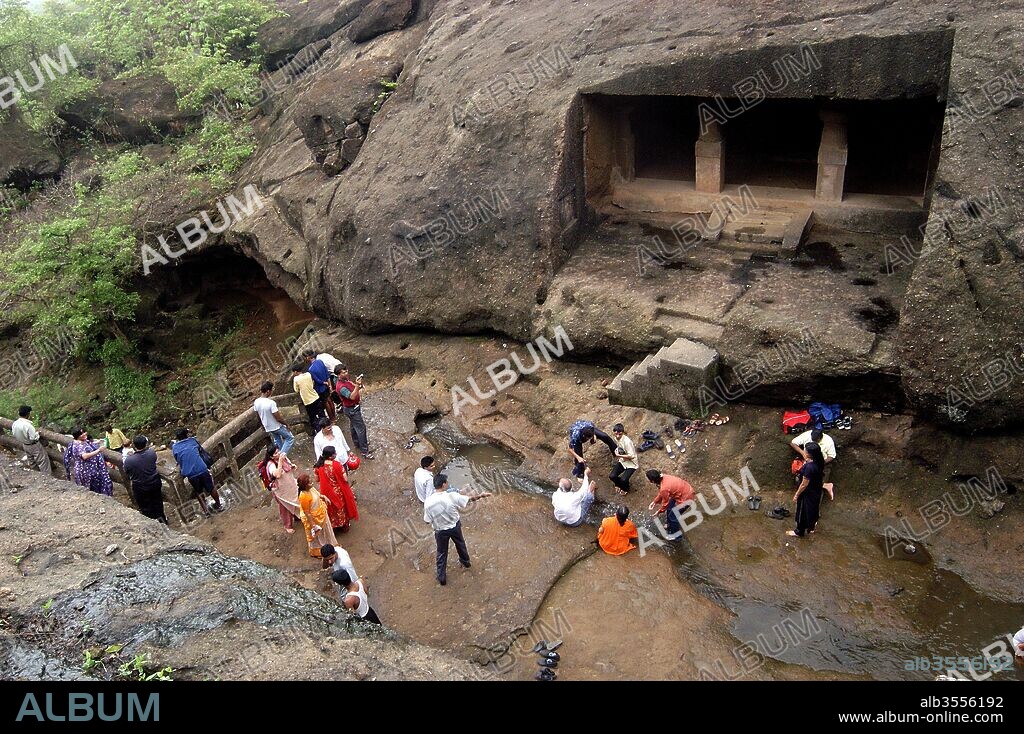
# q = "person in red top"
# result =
<box><xmin>646</xmin><ymin>469</ymin><xmax>696</xmax><ymax>538</ymax></box>
<box><xmin>314</xmin><ymin>445</ymin><xmax>359</xmax><ymax>532</ymax></box>
<box><xmin>334</xmin><ymin>363</ymin><xmax>374</xmax><ymax>460</ymax></box>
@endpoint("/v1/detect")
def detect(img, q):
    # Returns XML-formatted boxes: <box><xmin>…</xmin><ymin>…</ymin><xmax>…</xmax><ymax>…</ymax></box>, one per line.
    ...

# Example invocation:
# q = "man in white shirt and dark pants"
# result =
<box><xmin>552</xmin><ymin>466</ymin><xmax>596</xmax><ymax>527</ymax></box>
<box><xmin>423</xmin><ymin>473</ymin><xmax>490</xmax><ymax>586</ymax></box>
<box><xmin>11</xmin><ymin>405</ymin><xmax>51</xmax><ymax>474</ymax></box>
<box><xmin>253</xmin><ymin>382</ymin><xmax>294</xmax><ymax>454</ymax></box>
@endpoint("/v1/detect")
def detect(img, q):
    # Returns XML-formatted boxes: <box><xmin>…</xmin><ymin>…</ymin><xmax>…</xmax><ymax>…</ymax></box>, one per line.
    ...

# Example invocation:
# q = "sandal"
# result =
<box><xmin>637</xmin><ymin>439</ymin><xmax>658</xmax><ymax>452</ymax></box>
<box><xmin>641</xmin><ymin>429</ymin><xmax>659</xmax><ymax>441</ymax></box>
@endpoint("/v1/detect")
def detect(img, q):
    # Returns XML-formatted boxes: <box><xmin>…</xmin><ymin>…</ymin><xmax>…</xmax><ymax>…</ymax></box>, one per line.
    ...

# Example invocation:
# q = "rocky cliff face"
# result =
<box><xmin>5</xmin><ymin>0</ymin><xmax>1022</xmax><ymax>432</ymax></box>
<box><xmin>225</xmin><ymin>0</ymin><xmax>1023</xmax><ymax>431</ymax></box>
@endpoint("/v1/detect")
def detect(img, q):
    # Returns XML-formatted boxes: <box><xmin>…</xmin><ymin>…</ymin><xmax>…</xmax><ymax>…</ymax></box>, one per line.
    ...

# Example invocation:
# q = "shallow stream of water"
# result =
<box><xmin>422</xmin><ymin>419</ymin><xmax>1024</xmax><ymax>681</ymax></box>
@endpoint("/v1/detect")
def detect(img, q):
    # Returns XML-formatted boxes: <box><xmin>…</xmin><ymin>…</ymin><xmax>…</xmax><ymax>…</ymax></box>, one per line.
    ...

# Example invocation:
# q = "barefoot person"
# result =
<box><xmin>552</xmin><ymin>467</ymin><xmax>596</xmax><ymax>527</ymax></box>
<box><xmin>64</xmin><ymin>428</ymin><xmax>113</xmax><ymax>496</ymax></box>
<box><xmin>609</xmin><ymin>423</ymin><xmax>637</xmax><ymax>495</ymax></box>
<box><xmin>787</xmin><ymin>441</ymin><xmax>825</xmax><ymax>538</ymax></box>
<box><xmin>123</xmin><ymin>435</ymin><xmax>167</xmax><ymax>523</ymax></box>
<box><xmin>790</xmin><ymin>428</ymin><xmax>836</xmax><ymax>499</ymax></box>
<box><xmin>424</xmin><ymin>473</ymin><xmax>490</xmax><ymax>586</ymax></box>
<box><xmin>597</xmin><ymin>505</ymin><xmax>638</xmax><ymax>555</ymax></box>
<box><xmin>263</xmin><ymin>445</ymin><xmax>300</xmax><ymax>534</ymax></box>
<box><xmin>646</xmin><ymin>469</ymin><xmax>695</xmax><ymax>539</ymax></box>
<box><xmin>171</xmin><ymin>428</ymin><xmax>223</xmax><ymax>516</ymax></box>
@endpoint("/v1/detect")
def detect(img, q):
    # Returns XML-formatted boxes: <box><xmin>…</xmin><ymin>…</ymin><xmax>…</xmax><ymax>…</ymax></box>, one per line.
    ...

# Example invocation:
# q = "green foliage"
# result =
<box><xmin>175</xmin><ymin>116</ymin><xmax>257</xmax><ymax>187</ymax></box>
<box><xmin>118</xmin><ymin>652</ymin><xmax>173</xmax><ymax>681</ymax></box>
<box><xmin>0</xmin><ymin>377</ymin><xmax>87</xmax><ymax>427</ymax></box>
<box><xmin>103</xmin><ymin>365</ymin><xmax>156</xmax><ymax>429</ymax></box>
<box><xmin>372</xmin><ymin>77</ymin><xmax>399</xmax><ymax>112</ymax></box>
<box><xmin>81</xmin><ymin>649</ymin><xmax>102</xmax><ymax>673</ymax></box>
<box><xmin>0</xmin><ymin>0</ymin><xmax>281</xmax><ymax>132</ymax></box>
<box><xmin>0</xmin><ymin>0</ymin><xmax>95</xmax><ymax>133</ymax></box>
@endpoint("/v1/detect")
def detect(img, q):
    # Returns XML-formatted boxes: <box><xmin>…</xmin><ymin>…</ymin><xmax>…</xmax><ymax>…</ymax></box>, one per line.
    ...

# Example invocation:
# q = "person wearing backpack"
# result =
<box><xmin>261</xmin><ymin>444</ymin><xmax>300</xmax><ymax>534</ymax></box>
<box><xmin>171</xmin><ymin>427</ymin><xmax>223</xmax><ymax>516</ymax></box>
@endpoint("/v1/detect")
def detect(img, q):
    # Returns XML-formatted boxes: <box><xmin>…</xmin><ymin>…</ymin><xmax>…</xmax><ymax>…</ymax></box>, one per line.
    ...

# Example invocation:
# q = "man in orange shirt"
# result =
<box><xmin>597</xmin><ymin>505</ymin><xmax>638</xmax><ymax>555</ymax></box>
<box><xmin>646</xmin><ymin>469</ymin><xmax>696</xmax><ymax>538</ymax></box>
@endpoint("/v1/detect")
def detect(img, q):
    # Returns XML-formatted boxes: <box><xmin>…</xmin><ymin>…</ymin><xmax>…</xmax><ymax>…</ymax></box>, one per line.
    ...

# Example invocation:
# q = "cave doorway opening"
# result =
<box><xmin>583</xmin><ymin>92</ymin><xmax>945</xmax><ymax>228</ymax></box>
<box><xmin>136</xmin><ymin>246</ymin><xmax>314</xmax><ymax>394</ymax></box>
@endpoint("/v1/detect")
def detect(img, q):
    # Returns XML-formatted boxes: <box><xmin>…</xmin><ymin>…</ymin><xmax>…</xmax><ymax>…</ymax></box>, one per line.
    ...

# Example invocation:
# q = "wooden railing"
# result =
<box><xmin>199</xmin><ymin>392</ymin><xmax>312</xmax><ymax>484</ymax></box>
<box><xmin>0</xmin><ymin>391</ymin><xmax>312</xmax><ymax>516</ymax></box>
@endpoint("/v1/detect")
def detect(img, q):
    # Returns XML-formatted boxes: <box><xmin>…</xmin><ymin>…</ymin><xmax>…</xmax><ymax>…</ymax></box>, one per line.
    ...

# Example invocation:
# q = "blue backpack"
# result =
<box><xmin>808</xmin><ymin>402</ymin><xmax>842</xmax><ymax>428</ymax></box>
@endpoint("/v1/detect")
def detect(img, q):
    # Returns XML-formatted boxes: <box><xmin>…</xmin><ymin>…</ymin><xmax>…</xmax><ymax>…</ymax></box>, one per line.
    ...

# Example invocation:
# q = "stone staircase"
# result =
<box><xmin>607</xmin><ymin>338</ymin><xmax>720</xmax><ymax>416</ymax></box>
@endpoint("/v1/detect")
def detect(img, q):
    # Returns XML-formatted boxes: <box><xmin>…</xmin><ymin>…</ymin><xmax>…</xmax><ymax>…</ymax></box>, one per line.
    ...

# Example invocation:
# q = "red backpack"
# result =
<box><xmin>257</xmin><ymin>460</ymin><xmax>274</xmax><ymax>490</ymax></box>
<box><xmin>782</xmin><ymin>410</ymin><xmax>812</xmax><ymax>435</ymax></box>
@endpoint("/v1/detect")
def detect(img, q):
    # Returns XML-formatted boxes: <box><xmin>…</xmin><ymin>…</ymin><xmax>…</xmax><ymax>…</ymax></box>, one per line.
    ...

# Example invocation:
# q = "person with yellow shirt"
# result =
<box><xmin>292</xmin><ymin>362</ymin><xmax>326</xmax><ymax>429</ymax></box>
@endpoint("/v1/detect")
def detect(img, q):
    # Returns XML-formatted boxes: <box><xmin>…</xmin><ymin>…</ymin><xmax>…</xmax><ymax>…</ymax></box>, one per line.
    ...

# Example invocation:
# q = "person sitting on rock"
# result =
<box><xmin>790</xmin><ymin>427</ymin><xmax>836</xmax><ymax>499</ymax></box>
<box><xmin>552</xmin><ymin>466</ymin><xmax>596</xmax><ymax>528</ymax></box>
<box><xmin>597</xmin><ymin>505</ymin><xmax>638</xmax><ymax>555</ymax></box>
<box><xmin>567</xmin><ymin>419</ymin><xmax>618</xmax><ymax>479</ymax></box>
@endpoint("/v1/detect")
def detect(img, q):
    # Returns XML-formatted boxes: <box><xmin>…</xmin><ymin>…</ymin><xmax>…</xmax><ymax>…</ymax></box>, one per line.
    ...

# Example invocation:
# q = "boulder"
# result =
<box><xmin>58</xmin><ymin>75</ymin><xmax>199</xmax><ymax>143</ymax></box>
<box><xmin>260</xmin><ymin>0</ymin><xmax>368</xmax><ymax>70</ymax></box>
<box><xmin>348</xmin><ymin>0</ymin><xmax>417</xmax><ymax>43</ymax></box>
<box><xmin>0</xmin><ymin>111</ymin><xmax>61</xmax><ymax>188</ymax></box>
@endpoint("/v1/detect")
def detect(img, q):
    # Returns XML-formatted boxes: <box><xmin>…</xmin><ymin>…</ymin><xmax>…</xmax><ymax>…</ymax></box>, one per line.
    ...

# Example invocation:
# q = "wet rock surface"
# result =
<box><xmin>0</xmin><ymin>455</ymin><xmax>480</xmax><ymax>680</ymax></box>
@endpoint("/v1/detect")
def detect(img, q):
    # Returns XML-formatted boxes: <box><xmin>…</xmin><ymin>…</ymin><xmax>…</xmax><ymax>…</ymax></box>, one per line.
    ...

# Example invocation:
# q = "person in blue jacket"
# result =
<box><xmin>304</xmin><ymin>349</ymin><xmax>335</xmax><ymax>422</ymax></box>
<box><xmin>171</xmin><ymin>427</ymin><xmax>223</xmax><ymax>517</ymax></box>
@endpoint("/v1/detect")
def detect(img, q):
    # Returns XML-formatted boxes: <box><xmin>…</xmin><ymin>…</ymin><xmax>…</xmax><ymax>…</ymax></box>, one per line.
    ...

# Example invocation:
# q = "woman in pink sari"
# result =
<box><xmin>263</xmin><ymin>445</ymin><xmax>300</xmax><ymax>534</ymax></box>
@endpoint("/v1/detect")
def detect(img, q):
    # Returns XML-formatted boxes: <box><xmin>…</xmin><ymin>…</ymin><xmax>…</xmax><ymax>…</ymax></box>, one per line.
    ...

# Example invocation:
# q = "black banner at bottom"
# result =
<box><xmin>0</xmin><ymin>681</ymin><xmax>1018</xmax><ymax>729</ymax></box>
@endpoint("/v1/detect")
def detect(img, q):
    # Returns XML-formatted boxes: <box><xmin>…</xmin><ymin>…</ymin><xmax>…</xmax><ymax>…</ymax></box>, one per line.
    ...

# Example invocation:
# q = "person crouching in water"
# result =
<box><xmin>597</xmin><ymin>505</ymin><xmax>638</xmax><ymax>555</ymax></box>
<box><xmin>788</xmin><ymin>441</ymin><xmax>825</xmax><ymax>538</ymax></box>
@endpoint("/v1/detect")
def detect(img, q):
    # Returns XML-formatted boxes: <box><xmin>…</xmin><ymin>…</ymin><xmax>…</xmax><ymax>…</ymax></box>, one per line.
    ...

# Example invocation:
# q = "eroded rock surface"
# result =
<box><xmin>0</xmin><ymin>456</ymin><xmax>479</xmax><ymax>680</ymax></box>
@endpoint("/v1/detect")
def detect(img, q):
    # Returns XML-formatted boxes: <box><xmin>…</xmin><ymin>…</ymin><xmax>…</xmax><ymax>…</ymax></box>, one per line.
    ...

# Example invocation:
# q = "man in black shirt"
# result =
<box><xmin>123</xmin><ymin>435</ymin><xmax>167</xmax><ymax>524</ymax></box>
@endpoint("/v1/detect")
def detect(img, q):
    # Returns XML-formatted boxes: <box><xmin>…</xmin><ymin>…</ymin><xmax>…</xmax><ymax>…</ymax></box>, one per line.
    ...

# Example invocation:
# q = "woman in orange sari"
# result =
<box><xmin>314</xmin><ymin>446</ymin><xmax>359</xmax><ymax>532</ymax></box>
<box><xmin>296</xmin><ymin>473</ymin><xmax>338</xmax><ymax>562</ymax></box>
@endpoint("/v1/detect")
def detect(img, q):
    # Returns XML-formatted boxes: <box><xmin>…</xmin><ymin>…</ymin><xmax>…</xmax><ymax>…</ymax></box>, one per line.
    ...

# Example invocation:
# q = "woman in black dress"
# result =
<box><xmin>787</xmin><ymin>441</ymin><xmax>824</xmax><ymax>537</ymax></box>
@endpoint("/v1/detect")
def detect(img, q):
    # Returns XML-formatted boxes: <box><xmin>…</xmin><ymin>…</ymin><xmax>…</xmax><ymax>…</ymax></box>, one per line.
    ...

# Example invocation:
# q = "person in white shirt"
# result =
<box><xmin>11</xmin><ymin>405</ymin><xmax>51</xmax><ymax>474</ymax></box>
<box><xmin>423</xmin><ymin>473</ymin><xmax>490</xmax><ymax>586</ymax></box>
<box><xmin>609</xmin><ymin>423</ymin><xmax>637</xmax><ymax>495</ymax></box>
<box><xmin>552</xmin><ymin>467</ymin><xmax>596</xmax><ymax>527</ymax></box>
<box><xmin>332</xmin><ymin>569</ymin><xmax>382</xmax><ymax>625</ymax></box>
<box><xmin>791</xmin><ymin>428</ymin><xmax>837</xmax><ymax>499</ymax></box>
<box><xmin>1014</xmin><ymin>625</ymin><xmax>1024</xmax><ymax>659</ymax></box>
<box><xmin>253</xmin><ymin>382</ymin><xmax>294</xmax><ymax>454</ymax></box>
<box><xmin>320</xmin><ymin>543</ymin><xmax>357</xmax><ymax>584</ymax></box>
<box><xmin>313</xmin><ymin>420</ymin><xmax>351</xmax><ymax>465</ymax></box>
<box><xmin>414</xmin><ymin>456</ymin><xmax>436</xmax><ymax>503</ymax></box>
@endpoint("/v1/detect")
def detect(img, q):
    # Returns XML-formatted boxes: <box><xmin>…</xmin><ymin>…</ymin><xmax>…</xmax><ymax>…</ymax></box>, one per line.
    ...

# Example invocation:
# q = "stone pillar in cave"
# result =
<box><xmin>816</xmin><ymin>110</ymin><xmax>848</xmax><ymax>202</ymax></box>
<box><xmin>612</xmin><ymin>106</ymin><xmax>635</xmax><ymax>182</ymax></box>
<box><xmin>695</xmin><ymin>119</ymin><xmax>724</xmax><ymax>193</ymax></box>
